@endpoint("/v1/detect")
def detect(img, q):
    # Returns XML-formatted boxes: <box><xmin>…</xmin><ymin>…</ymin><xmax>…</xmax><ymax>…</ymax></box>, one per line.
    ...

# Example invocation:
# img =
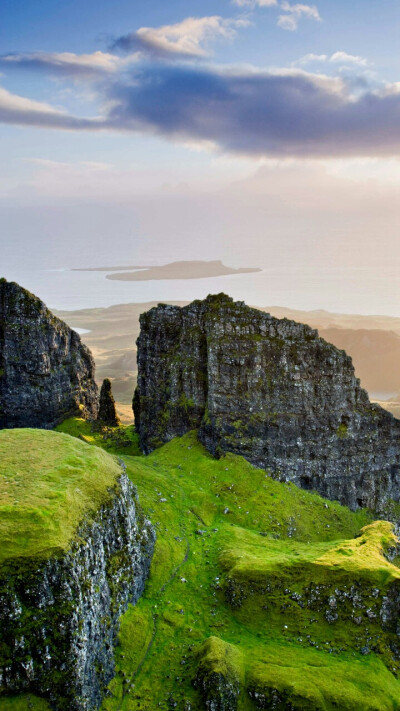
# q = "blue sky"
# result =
<box><xmin>1</xmin><ymin>0</ymin><xmax>400</xmax><ymax>315</ymax></box>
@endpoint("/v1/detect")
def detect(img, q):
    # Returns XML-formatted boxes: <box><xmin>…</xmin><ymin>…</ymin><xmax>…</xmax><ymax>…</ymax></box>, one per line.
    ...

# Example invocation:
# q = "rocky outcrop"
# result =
<box><xmin>193</xmin><ymin>637</ymin><xmax>242</xmax><ymax>711</ymax></box>
<box><xmin>134</xmin><ymin>293</ymin><xmax>400</xmax><ymax>511</ymax></box>
<box><xmin>0</xmin><ymin>279</ymin><xmax>98</xmax><ymax>429</ymax></box>
<box><xmin>97</xmin><ymin>378</ymin><xmax>120</xmax><ymax>427</ymax></box>
<box><xmin>0</xmin><ymin>465</ymin><xmax>155</xmax><ymax>711</ymax></box>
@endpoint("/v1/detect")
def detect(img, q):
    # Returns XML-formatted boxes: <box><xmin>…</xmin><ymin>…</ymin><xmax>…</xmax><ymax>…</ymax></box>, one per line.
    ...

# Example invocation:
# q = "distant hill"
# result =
<box><xmin>318</xmin><ymin>328</ymin><xmax>400</xmax><ymax>397</ymax></box>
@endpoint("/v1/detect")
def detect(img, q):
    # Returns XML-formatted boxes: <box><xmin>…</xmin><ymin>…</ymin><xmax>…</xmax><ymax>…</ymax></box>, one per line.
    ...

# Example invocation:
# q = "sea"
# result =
<box><xmin>2</xmin><ymin>264</ymin><xmax>400</xmax><ymax>317</ymax></box>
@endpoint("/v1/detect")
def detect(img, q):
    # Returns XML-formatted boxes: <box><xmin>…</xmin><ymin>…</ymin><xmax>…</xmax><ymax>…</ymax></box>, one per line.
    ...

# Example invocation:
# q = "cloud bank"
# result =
<box><xmin>2</xmin><ymin>64</ymin><xmax>400</xmax><ymax>159</ymax></box>
<box><xmin>103</xmin><ymin>65</ymin><xmax>400</xmax><ymax>158</ymax></box>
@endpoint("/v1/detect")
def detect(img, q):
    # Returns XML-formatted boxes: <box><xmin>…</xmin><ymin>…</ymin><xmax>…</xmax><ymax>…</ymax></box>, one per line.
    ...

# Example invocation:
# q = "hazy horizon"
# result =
<box><xmin>2</xmin><ymin>1</ymin><xmax>400</xmax><ymax>316</ymax></box>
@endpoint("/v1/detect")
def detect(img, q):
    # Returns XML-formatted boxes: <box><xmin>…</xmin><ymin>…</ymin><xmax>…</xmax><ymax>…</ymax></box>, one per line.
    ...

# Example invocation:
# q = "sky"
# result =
<box><xmin>1</xmin><ymin>0</ymin><xmax>400</xmax><ymax>314</ymax></box>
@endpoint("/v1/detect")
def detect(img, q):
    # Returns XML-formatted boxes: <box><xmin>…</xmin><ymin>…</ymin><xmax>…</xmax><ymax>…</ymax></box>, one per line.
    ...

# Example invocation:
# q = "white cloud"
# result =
<box><xmin>232</xmin><ymin>0</ymin><xmax>278</xmax><ymax>7</ymax></box>
<box><xmin>278</xmin><ymin>2</ymin><xmax>321</xmax><ymax>31</ymax></box>
<box><xmin>295</xmin><ymin>53</ymin><xmax>328</xmax><ymax>64</ymax></box>
<box><xmin>0</xmin><ymin>87</ymin><xmax>61</xmax><ymax>116</ymax></box>
<box><xmin>330</xmin><ymin>51</ymin><xmax>368</xmax><ymax>67</ymax></box>
<box><xmin>296</xmin><ymin>51</ymin><xmax>369</xmax><ymax>67</ymax></box>
<box><xmin>0</xmin><ymin>51</ymin><xmax>132</xmax><ymax>79</ymax></box>
<box><xmin>0</xmin><ymin>86</ymin><xmax>97</xmax><ymax>129</ymax></box>
<box><xmin>113</xmin><ymin>16</ymin><xmax>249</xmax><ymax>59</ymax></box>
<box><xmin>277</xmin><ymin>14</ymin><xmax>298</xmax><ymax>30</ymax></box>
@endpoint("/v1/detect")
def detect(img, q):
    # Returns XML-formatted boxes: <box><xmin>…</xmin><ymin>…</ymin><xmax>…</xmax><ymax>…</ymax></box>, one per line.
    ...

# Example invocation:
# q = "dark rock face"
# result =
<box><xmin>0</xmin><ymin>279</ymin><xmax>98</xmax><ymax>428</ymax></box>
<box><xmin>0</xmin><ymin>467</ymin><xmax>155</xmax><ymax>711</ymax></box>
<box><xmin>193</xmin><ymin>638</ymin><xmax>241</xmax><ymax>711</ymax></box>
<box><xmin>134</xmin><ymin>294</ymin><xmax>400</xmax><ymax>511</ymax></box>
<box><xmin>98</xmin><ymin>378</ymin><xmax>120</xmax><ymax>427</ymax></box>
<box><xmin>194</xmin><ymin>671</ymin><xmax>240</xmax><ymax>711</ymax></box>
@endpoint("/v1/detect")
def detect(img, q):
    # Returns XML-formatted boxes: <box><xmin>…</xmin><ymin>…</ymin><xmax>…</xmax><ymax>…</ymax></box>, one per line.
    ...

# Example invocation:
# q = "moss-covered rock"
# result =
<box><xmin>0</xmin><ymin>430</ymin><xmax>155</xmax><ymax>710</ymax></box>
<box><xmin>32</xmin><ymin>423</ymin><xmax>400</xmax><ymax>711</ymax></box>
<box><xmin>194</xmin><ymin>637</ymin><xmax>243</xmax><ymax>710</ymax></box>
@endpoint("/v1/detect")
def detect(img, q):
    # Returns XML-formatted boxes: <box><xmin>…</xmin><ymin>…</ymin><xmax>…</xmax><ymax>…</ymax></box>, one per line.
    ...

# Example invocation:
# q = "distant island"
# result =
<box><xmin>73</xmin><ymin>260</ymin><xmax>261</xmax><ymax>281</ymax></box>
<box><xmin>104</xmin><ymin>260</ymin><xmax>261</xmax><ymax>281</ymax></box>
<box><xmin>72</xmin><ymin>265</ymin><xmax>148</xmax><ymax>272</ymax></box>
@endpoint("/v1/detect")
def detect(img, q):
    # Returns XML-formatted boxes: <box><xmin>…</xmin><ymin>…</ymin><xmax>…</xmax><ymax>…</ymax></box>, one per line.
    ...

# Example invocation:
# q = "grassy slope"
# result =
<box><xmin>56</xmin><ymin>417</ymin><xmax>142</xmax><ymax>456</ymax></box>
<box><xmin>3</xmin><ymin>422</ymin><xmax>400</xmax><ymax>710</ymax></box>
<box><xmin>0</xmin><ymin>429</ymin><xmax>121</xmax><ymax>564</ymax></box>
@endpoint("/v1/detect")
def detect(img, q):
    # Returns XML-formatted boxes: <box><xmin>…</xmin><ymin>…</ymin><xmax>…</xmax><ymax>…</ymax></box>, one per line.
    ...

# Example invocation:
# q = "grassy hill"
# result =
<box><xmin>0</xmin><ymin>429</ymin><xmax>122</xmax><ymax>564</ymax></box>
<box><xmin>2</xmin><ymin>421</ymin><xmax>400</xmax><ymax>710</ymax></box>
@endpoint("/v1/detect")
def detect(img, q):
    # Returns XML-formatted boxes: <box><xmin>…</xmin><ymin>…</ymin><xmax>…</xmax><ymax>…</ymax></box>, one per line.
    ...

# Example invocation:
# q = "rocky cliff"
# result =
<box><xmin>0</xmin><ymin>279</ymin><xmax>98</xmax><ymax>429</ymax></box>
<box><xmin>0</xmin><ymin>458</ymin><xmax>155</xmax><ymax>711</ymax></box>
<box><xmin>134</xmin><ymin>293</ymin><xmax>400</xmax><ymax>511</ymax></box>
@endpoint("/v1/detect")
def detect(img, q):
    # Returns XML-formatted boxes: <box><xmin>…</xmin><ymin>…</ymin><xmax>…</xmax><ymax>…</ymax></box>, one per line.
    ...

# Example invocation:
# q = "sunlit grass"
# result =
<box><xmin>3</xmin><ymin>421</ymin><xmax>400</xmax><ymax>710</ymax></box>
<box><xmin>0</xmin><ymin>428</ymin><xmax>121</xmax><ymax>564</ymax></box>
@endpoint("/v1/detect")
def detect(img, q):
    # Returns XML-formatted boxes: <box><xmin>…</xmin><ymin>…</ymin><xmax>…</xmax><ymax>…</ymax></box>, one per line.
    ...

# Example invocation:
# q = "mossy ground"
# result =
<box><xmin>55</xmin><ymin>417</ymin><xmax>143</xmax><ymax>457</ymax></box>
<box><xmin>0</xmin><ymin>695</ymin><xmax>51</xmax><ymax>710</ymax></box>
<box><xmin>0</xmin><ymin>428</ymin><xmax>121</xmax><ymax>564</ymax></box>
<box><xmin>2</xmin><ymin>421</ymin><xmax>400</xmax><ymax>710</ymax></box>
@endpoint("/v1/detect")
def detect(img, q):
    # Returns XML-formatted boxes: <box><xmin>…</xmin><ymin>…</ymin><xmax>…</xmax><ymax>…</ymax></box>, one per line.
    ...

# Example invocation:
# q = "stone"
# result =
<box><xmin>0</xmin><ymin>463</ymin><xmax>155</xmax><ymax>710</ymax></box>
<box><xmin>133</xmin><ymin>293</ymin><xmax>400</xmax><ymax>511</ymax></box>
<box><xmin>97</xmin><ymin>378</ymin><xmax>120</xmax><ymax>427</ymax></box>
<box><xmin>0</xmin><ymin>279</ymin><xmax>98</xmax><ymax>429</ymax></box>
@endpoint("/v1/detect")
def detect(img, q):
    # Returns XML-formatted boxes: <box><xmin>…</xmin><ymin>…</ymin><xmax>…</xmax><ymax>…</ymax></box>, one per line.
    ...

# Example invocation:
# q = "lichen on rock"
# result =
<box><xmin>133</xmin><ymin>293</ymin><xmax>400</xmax><ymax>511</ymax></box>
<box><xmin>0</xmin><ymin>431</ymin><xmax>155</xmax><ymax>711</ymax></box>
<box><xmin>0</xmin><ymin>279</ymin><xmax>99</xmax><ymax>429</ymax></box>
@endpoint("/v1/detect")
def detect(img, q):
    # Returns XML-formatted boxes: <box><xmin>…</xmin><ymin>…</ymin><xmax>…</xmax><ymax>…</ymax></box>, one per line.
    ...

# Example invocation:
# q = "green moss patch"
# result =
<box><xmin>7</xmin><ymin>420</ymin><xmax>400</xmax><ymax>710</ymax></box>
<box><xmin>195</xmin><ymin>637</ymin><xmax>400</xmax><ymax>710</ymax></box>
<box><xmin>0</xmin><ymin>695</ymin><xmax>51</xmax><ymax>710</ymax></box>
<box><xmin>0</xmin><ymin>428</ymin><xmax>121</xmax><ymax>564</ymax></box>
<box><xmin>247</xmin><ymin>641</ymin><xmax>400</xmax><ymax>710</ymax></box>
<box><xmin>220</xmin><ymin>520</ymin><xmax>400</xmax><ymax>587</ymax></box>
<box><xmin>56</xmin><ymin>417</ymin><xmax>143</xmax><ymax>457</ymax></box>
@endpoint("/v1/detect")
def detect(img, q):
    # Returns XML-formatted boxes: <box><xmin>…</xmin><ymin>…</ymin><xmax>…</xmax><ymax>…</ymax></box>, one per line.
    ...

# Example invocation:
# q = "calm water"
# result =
<box><xmin>2</xmin><ymin>265</ymin><xmax>399</xmax><ymax>316</ymax></box>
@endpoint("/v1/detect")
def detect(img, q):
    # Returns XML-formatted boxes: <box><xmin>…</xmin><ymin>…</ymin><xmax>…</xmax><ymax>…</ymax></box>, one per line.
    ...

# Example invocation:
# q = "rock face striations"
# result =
<box><xmin>0</xmin><ymin>430</ymin><xmax>155</xmax><ymax>711</ymax></box>
<box><xmin>0</xmin><ymin>279</ymin><xmax>98</xmax><ymax>428</ymax></box>
<box><xmin>134</xmin><ymin>294</ymin><xmax>400</xmax><ymax>511</ymax></box>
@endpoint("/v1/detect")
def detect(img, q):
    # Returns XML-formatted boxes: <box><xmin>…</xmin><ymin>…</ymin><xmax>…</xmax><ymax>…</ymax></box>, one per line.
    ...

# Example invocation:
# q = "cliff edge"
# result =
<box><xmin>133</xmin><ymin>293</ymin><xmax>400</xmax><ymax>511</ymax></box>
<box><xmin>0</xmin><ymin>279</ymin><xmax>98</xmax><ymax>429</ymax></box>
<box><xmin>0</xmin><ymin>429</ymin><xmax>155</xmax><ymax>711</ymax></box>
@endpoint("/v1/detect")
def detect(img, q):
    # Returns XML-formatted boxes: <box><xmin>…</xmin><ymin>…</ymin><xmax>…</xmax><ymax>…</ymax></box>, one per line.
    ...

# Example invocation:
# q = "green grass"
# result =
<box><xmin>0</xmin><ymin>428</ymin><xmax>122</xmax><ymax>564</ymax></box>
<box><xmin>56</xmin><ymin>417</ymin><xmax>143</xmax><ymax>456</ymax></box>
<box><xmin>4</xmin><ymin>420</ymin><xmax>400</xmax><ymax>710</ymax></box>
<box><xmin>197</xmin><ymin>636</ymin><xmax>400</xmax><ymax>711</ymax></box>
<box><xmin>246</xmin><ymin>641</ymin><xmax>400</xmax><ymax>710</ymax></box>
<box><xmin>220</xmin><ymin>519</ymin><xmax>400</xmax><ymax>586</ymax></box>
<box><xmin>0</xmin><ymin>695</ymin><xmax>51</xmax><ymax>710</ymax></box>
